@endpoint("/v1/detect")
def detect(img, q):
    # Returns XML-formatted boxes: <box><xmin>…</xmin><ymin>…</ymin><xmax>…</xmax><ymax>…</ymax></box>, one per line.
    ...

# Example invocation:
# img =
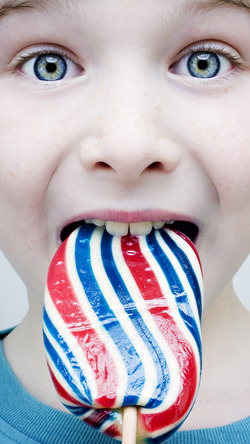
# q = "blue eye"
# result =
<box><xmin>171</xmin><ymin>48</ymin><xmax>233</xmax><ymax>80</ymax></box>
<box><xmin>20</xmin><ymin>51</ymin><xmax>83</xmax><ymax>82</ymax></box>
<box><xmin>34</xmin><ymin>54</ymin><xmax>67</xmax><ymax>81</ymax></box>
<box><xmin>187</xmin><ymin>52</ymin><xmax>220</xmax><ymax>78</ymax></box>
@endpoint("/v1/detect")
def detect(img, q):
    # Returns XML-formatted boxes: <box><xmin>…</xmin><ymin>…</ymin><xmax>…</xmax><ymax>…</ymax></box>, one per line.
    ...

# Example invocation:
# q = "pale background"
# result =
<box><xmin>0</xmin><ymin>250</ymin><xmax>249</xmax><ymax>330</ymax></box>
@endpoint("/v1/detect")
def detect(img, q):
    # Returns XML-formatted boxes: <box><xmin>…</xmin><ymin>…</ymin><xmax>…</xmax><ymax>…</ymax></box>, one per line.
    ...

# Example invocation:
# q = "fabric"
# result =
<box><xmin>0</xmin><ymin>336</ymin><xmax>249</xmax><ymax>443</ymax></box>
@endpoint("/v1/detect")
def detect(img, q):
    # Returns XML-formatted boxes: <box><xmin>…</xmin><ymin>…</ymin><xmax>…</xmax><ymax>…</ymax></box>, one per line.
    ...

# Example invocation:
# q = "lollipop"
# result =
<box><xmin>43</xmin><ymin>224</ymin><xmax>203</xmax><ymax>442</ymax></box>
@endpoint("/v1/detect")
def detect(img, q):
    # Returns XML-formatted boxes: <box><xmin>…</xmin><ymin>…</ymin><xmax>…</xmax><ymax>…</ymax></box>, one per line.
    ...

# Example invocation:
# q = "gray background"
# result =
<box><xmin>0</xmin><ymin>250</ymin><xmax>249</xmax><ymax>330</ymax></box>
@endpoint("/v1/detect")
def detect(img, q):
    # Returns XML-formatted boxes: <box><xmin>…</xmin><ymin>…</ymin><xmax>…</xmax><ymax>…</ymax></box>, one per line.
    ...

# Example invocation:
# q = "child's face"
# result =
<box><xmin>0</xmin><ymin>0</ymin><xmax>250</xmax><ymax>311</ymax></box>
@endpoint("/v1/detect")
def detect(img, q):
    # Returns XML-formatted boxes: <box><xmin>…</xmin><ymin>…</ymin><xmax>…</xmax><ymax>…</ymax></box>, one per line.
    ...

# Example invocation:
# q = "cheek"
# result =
<box><xmin>182</xmin><ymin>92</ymin><xmax>250</xmax><ymax>306</ymax></box>
<box><xmin>0</xmin><ymin>96</ymin><xmax>67</xmax><ymax>205</ymax></box>
<box><xmin>185</xmin><ymin>91</ymin><xmax>250</xmax><ymax>209</ymax></box>
<box><xmin>0</xmin><ymin>105</ymin><xmax>60</xmax><ymax>298</ymax></box>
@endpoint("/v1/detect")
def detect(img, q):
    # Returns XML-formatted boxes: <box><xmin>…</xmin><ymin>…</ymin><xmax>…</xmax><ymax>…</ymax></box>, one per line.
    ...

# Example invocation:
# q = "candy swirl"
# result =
<box><xmin>43</xmin><ymin>225</ymin><xmax>203</xmax><ymax>442</ymax></box>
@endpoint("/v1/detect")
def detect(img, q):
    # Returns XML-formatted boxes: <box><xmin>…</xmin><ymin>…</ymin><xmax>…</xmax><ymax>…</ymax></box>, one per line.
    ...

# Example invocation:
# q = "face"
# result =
<box><xmin>0</xmin><ymin>0</ymin><xmax>250</xmax><ymax>311</ymax></box>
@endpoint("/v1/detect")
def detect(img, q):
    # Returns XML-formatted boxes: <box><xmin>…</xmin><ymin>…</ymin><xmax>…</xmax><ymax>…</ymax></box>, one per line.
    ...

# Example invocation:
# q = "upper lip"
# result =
<box><xmin>58</xmin><ymin>209</ymin><xmax>199</xmax><ymax>243</ymax></box>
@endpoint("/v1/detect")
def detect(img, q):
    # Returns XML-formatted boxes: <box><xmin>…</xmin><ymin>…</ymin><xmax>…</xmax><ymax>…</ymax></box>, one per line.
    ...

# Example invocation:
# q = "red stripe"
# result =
<box><xmin>49</xmin><ymin>363</ymin><xmax>121</xmax><ymax>438</ymax></box>
<box><xmin>47</xmin><ymin>236</ymin><xmax>118</xmax><ymax>408</ymax></box>
<box><xmin>171</xmin><ymin>229</ymin><xmax>203</xmax><ymax>275</ymax></box>
<box><xmin>121</xmin><ymin>234</ymin><xmax>198</xmax><ymax>433</ymax></box>
<box><xmin>84</xmin><ymin>410</ymin><xmax>121</xmax><ymax>438</ymax></box>
<box><xmin>47</xmin><ymin>363</ymin><xmax>84</xmax><ymax>406</ymax></box>
<box><xmin>103</xmin><ymin>424</ymin><xmax>121</xmax><ymax>439</ymax></box>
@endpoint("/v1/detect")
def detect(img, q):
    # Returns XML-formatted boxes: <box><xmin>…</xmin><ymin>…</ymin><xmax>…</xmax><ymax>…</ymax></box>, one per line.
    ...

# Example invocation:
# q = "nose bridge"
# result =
<box><xmin>79</xmin><ymin>58</ymin><xmax>180</xmax><ymax>181</ymax></box>
<box><xmin>103</xmin><ymin>61</ymin><xmax>156</xmax><ymax>147</ymax></box>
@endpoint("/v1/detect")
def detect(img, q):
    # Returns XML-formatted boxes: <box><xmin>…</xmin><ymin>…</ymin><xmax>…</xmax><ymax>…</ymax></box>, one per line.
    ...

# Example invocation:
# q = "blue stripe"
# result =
<box><xmin>145</xmin><ymin>422</ymin><xmax>182</xmax><ymax>443</ymax></box>
<box><xmin>66</xmin><ymin>405</ymin><xmax>117</xmax><ymax>431</ymax></box>
<box><xmin>43</xmin><ymin>308</ymin><xmax>92</xmax><ymax>405</ymax></box>
<box><xmin>75</xmin><ymin>225</ymin><xmax>144</xmax><ymax>406</ymax></box>
<box><xmin>75</xmin><ymin>225</ymin><xmax>170</xmax><ymax>408</ymax></box>
<box><xmin>65</xmin><ymin>405</ymin><xmax>93</xmax><ymax>416</ymax></box>
<box><xmin>147</xmin><ymin>229</ymin><xmax>202</xmax><ymax>359</ymax></box>
<box><xmin>161</xmin><ymin>230</ymin><xmax>202</xmax><ymax>321</ymax></box>
<box><xmin>101</xmin><ymin>230</ymin><xmax>170</xmax><ymax>408</ymax></box>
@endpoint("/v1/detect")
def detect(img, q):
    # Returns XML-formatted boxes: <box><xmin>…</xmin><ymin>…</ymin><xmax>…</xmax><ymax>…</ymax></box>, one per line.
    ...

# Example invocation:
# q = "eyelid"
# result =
<box><xmin>172</xmin><ymin>41</ymin><xmax>243</xmax><ymax>68</ymax></box>
<box><xmin>9</xmin><ymin>44</ymin><xmax>84</xmax><ymax>75</ymax></box>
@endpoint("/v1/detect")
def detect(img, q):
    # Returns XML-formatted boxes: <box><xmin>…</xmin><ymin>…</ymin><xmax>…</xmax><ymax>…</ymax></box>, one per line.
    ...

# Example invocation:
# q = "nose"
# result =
<box><xmin>78</xmin><ymin>73</ymin><xmax>180</xmax><ymax>182</ymax></box>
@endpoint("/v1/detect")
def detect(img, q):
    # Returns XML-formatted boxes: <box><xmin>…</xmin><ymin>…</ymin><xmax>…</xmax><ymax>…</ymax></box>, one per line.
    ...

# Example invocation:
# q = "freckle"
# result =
<box><xmin>224</xmin><ymin>89</ymin><xmax>228</xmax><ymax>92</ymax></box>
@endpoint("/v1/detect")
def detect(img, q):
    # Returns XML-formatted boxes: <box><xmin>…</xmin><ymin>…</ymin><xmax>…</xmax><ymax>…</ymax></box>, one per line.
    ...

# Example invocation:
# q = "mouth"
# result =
<box><xmin>60</xmin><ymin>219</ymin><xmax>198</xmax><ymax>243</ymax></box>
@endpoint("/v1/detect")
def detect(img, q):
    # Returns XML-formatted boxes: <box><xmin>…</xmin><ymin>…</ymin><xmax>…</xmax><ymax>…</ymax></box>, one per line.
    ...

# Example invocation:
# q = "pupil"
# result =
<box><xmin>197</xmin><ymin>60</ymin><xmax>208</xmax><ymax>71</ymax></box>
<box><xmin>46</xmin><ymin>62</ymin><xmax>57</xmax><ymax>73</ymax></box>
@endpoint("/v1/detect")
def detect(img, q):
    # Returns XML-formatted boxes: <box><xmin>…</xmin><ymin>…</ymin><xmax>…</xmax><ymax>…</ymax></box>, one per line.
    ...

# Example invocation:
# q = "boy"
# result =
<box><xmin>0</xmin><ymin>0</ymin><xmax>249</xmax><ymax>442</ymax></box>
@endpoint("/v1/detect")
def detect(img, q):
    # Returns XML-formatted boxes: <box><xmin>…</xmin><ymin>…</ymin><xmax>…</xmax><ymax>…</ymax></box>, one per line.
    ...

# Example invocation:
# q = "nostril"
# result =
<box><xmin>94</xmin><ymin>160</ymin><xmax>165</xmax><ymax>176</ymax></box>
<box><xmin>147</xmin><ymin>161</ymin><xmax>164</xmax><ymax>171</ymax></box>
<box><xmin>95</xmin><ymin>161</ymin><xmax>112</xmax><ymax>169</ymax></box>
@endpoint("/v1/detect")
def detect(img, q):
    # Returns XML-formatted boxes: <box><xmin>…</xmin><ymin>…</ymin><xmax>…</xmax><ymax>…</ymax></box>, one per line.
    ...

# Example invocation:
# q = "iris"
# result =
<box><xmin>34</xmin><ymin>54</ymin><xmax>67</xmax><ymax>81</ymax></box>
<box><xmin>188</xmin><ymin>52</ymin><xmax>220</xmax><ymax>78</ymax></box>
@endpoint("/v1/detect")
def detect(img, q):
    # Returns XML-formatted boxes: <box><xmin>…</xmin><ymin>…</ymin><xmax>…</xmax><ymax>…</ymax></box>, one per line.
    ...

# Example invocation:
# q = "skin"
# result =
<box><xmin>0</xmin><ymin>0</ymin><xmax>249</xmax><ymax>432</ymax></box>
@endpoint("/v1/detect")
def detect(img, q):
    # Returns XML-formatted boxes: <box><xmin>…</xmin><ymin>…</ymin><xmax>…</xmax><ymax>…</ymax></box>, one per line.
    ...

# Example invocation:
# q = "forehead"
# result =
<box><xmin>1</xmin><ymin>0</ymin><xmax>250</xmax><ymax>18</ymax></box>
<box><xmin>1</xmin><ymin>0</ymin><xmax>250</xmax><ymax>63</ymax></box>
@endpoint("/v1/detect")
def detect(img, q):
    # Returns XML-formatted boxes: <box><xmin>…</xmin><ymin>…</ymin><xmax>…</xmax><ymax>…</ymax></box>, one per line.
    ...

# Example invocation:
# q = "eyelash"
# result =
<box><xmin>171</xmin><ymin>42</ymin><xmax>243</xmax><ymax>81</ymax></box>
<box><xmin>185</xmin><ymin>43</ymin><xmax>241</xmax><ymax>65</ymax></box>
<box><xmin>10</xmin><ymin>45</ymin><xmax>83</xmax><ymax>79</ymax></box>
<box><xmin>9</xmin><ymin>42</ymin><xmax>243</xmax><ymax>84</ymax></box>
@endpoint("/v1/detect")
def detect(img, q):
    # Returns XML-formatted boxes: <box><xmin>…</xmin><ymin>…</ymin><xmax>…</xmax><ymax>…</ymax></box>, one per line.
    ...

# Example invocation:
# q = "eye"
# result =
<box><xmin>20</xmin><ymin>52</ymin><xmax>83</xmax><ymax>81</ymax></box>
<box><xmin>188</xmin><ymin>52</ymin><xmax>221</xmax><ymax>78</ymax></box>
<box><xmin>171</xmin><ymin>50</ymin><xmax>233</xmax><ymax>79</ymax></box>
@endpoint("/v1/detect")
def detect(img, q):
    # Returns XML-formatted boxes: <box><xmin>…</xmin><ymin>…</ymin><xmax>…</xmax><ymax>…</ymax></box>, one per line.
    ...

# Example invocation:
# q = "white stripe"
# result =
<box><xmin>137</xmin><ymin>235</ymin><xmax>183</xmax><ymax>413</ymax></box>
<box><xmin>140</xmin><ymin>231</ymin><xmax>202</xmax><ymax>412</ymax></box>
<box><xmin>110</xmin><ymin>235</ymin><xmax>159</xmax><ymax>405</ymax></box>
<box><xmin>99</xmin><ymin>414</ymin><xmax>122</xmax><ymax>436</ymax></box>
<box><xmin>71</xmin><ymin>226</ymin><xmax>128</xmax><ymax>408</ymax></box>
<box><xmin>77</xmin><ymin>408</ymin><xmax>95</xmax><ymax>420</ymax></box>
<box><xmin>166</xmin><ymin>229</ymin><xmax>203</xmax><ymax>322</ymax></box>
<box><xmin>157</xmin><ymin>229</ymin><xmax>202</xmax><ymax>332</ymax></box>
<box><xmin>43</xmin><ymin>305</ymin><xmax>94</xmax><ymax>405</ymax></box>
<box><xmin>45</xmin><ymin>268</ymin><xmax>98</xmax><ymax>400</ymax></box>
<box><xmin>156</xmin><ymin>230</ymin><xmax>202</xmax><ymax>380</ymax></box>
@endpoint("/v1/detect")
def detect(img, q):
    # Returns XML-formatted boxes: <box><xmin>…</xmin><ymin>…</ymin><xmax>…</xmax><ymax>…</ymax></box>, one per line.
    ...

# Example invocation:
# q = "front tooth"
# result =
<box><xmin>153</xmin><ymin>221</ymin><xmax>165</xmax><ymax>229</ymax></box>
<box><xmin>105</xmin><ymin>221</ymin><xmax>129</xmax><ymax>236</ymax></box>
<box><xmin>130</xmin><ymin>221</ymin><xmax>153</xmax><ymax>236</ymax></box>
<box><xmin>85</xmin><ymin>219</ymin><xmax>105</xmax><ymax>226</ymax></box>
<box><xmin>93</xmin><ymin>219</ymin><xmax>105</xmax><ymax>226</ymax></box>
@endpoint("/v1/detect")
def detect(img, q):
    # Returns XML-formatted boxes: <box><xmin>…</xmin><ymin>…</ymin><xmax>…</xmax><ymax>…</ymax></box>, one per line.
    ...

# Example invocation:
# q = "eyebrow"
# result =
<box><xmin>0</xmin><ymin>0</ymin><xmax>250</xmax><ymax>20</ymax></box>
<box><xmin>187</xmin><ymin>0</ymin><xmax>250</xmax><ymax>13</ymax></box>
<box><xmin>0</xmin><ymin>0</ymin><xmax>79</xmax><ymax>18</ymax></box>
<box><xmin>212</xmin><ymin>0</ymin><xmax>250</xmax><ymax>9</ymax></box>
<box><xmin>0</xmin><ymin>0</ymin><xmax>46</xmax><ymax>18</ymax></box>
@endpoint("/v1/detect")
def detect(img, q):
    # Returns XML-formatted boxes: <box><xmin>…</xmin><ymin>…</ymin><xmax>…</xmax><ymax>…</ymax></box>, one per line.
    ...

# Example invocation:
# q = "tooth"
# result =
<box><xmin>166</xmin><ymin>221</ymin><xmax>174</xmax><ymax>225</ymax></box>
<box><xmin>105</xmin><ymin>221</ymin><xmax>129</xmax><ymax>236</ymax></box>
<box><xmin>85</xmin><ymin>219</ymin><xmax>105</xmax><ymax>226</ymax></box>
<box><xmin>130</xmin><ymin>222</ymin><xmax>153</xmax><ymax>236</ymax></box>
<box><xmin>93</xmin><ymin>219</ymin><xmax>105</xmax><ymax>226</ymax></box>
<box><xmin>153</xmin><ymin>221</ymin><xmax>165</xmax><ymax>229</ymax></box>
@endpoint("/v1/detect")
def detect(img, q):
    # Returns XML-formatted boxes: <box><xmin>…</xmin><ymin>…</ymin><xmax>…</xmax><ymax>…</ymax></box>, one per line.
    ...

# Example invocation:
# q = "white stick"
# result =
<box><xmin>122</xmin><ymin>406</ymin><xmax>138</xmax><ymax>444</ymax></box>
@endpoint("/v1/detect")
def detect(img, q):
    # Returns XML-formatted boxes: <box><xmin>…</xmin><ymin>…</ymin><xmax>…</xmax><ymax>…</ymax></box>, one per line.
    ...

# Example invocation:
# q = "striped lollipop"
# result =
<box><xmin>43</xmin><ymin>224</ymin><xmax>203</xmax><ymax>442</ymax></box>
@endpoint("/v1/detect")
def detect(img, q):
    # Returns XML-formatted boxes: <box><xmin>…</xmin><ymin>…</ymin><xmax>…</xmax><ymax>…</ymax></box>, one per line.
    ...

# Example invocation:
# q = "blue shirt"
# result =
<box><xmin>0</xmin><ymin>335</ymin><xmax>249</xmax><ymax>443</ymax></box>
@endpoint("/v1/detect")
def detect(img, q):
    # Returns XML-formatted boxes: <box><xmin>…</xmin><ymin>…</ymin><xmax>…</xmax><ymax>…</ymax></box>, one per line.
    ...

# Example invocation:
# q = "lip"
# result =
<box><xmin>57</xmin><ymin>209</ymin><xmax>200</xmax><ymax>244</ymax></box>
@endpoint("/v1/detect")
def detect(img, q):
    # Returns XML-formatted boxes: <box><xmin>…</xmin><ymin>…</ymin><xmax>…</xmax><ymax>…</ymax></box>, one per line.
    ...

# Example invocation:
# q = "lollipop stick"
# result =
<box><xmin>122</xmin><ymin>406</ymin><xmax>137</xmax><ymax>444</ymax></box>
